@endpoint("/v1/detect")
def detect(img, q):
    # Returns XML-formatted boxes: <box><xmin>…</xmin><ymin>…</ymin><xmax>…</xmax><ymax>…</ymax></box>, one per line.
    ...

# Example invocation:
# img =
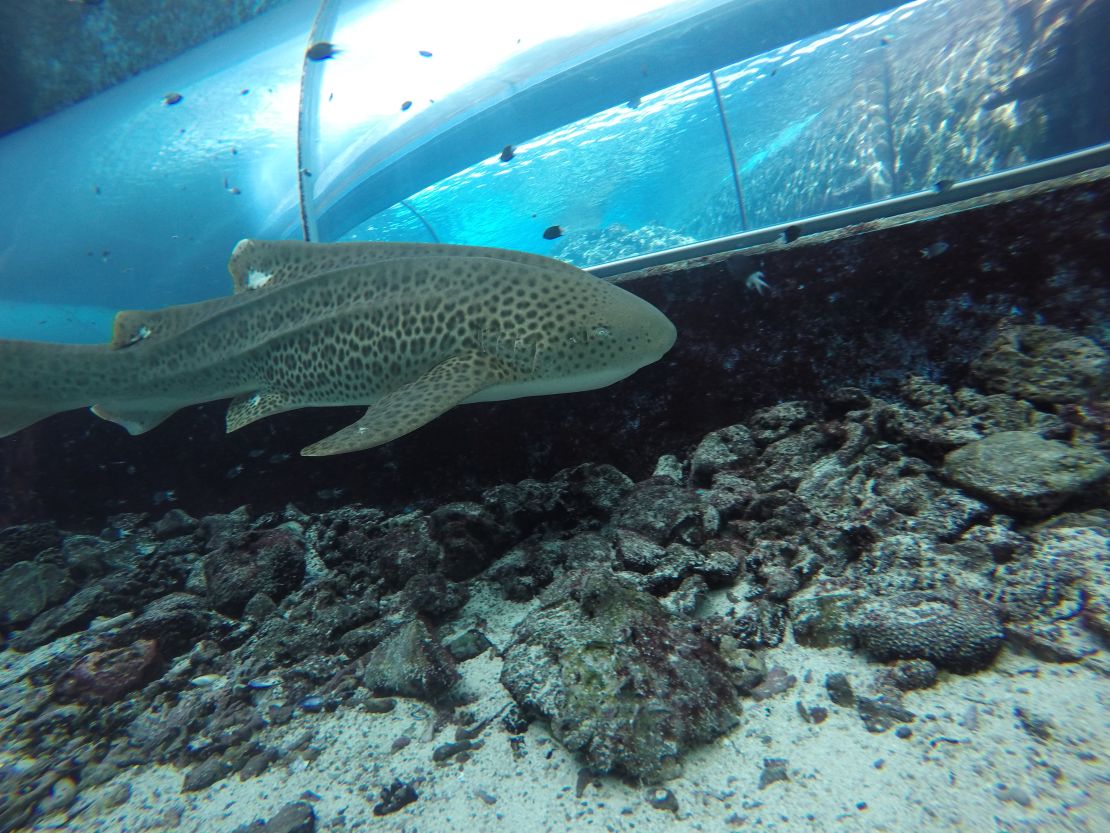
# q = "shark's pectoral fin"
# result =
<box><xmin>300</xmin><ymin>352</ymin><xmax>514</xmax><ymax>456</ymax></box>
<box><xmin>226</xmin><ymin>390</ymin><xmax>296</xmax><ymax>432</ymax></box>
<box><xmin>90</xmin><ymin>403</ymin><xmax>178</xmax><ymax>435</ymax></box>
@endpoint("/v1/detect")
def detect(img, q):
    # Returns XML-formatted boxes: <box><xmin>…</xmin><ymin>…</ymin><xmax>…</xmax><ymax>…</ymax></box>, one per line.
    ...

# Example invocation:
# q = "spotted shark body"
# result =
<box><xmin>0</xmin><ymin>240</ymin><xmax>676</xmax><ymax>455</ymax></box>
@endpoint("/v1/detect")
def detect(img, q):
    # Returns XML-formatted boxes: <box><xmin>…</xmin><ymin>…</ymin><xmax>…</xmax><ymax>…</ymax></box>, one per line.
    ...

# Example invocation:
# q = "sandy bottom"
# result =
<box><xmin>12</xmin><ymin>584</ymin><xmax>1110</xmax><ymax>833</ymax></box>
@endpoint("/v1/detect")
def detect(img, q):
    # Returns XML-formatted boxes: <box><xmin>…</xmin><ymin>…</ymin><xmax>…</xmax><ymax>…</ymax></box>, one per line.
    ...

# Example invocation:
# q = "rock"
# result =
<box><xmin>857</xmin><ymin>696</ymin><xmax>915</xmax><ymax>733</ymax></box>
<box><xmin>373</xmin><ymin>779</ymin><xmax>419</xmax><ymax>816</ymax></box>
<box><xmin>182</xmin><ymin>757</ymin><xmax>231</xmax><ymax>792</ymax></box>
<box><xmin>0</xmin><ymin>561</ymin><xmax>74</xmax><ymax>626</ymax></box>
<box><xmin>848</xmin><ymin>590</ymin><xmax>1004</xmax><ymax>672</ymax></box>
<box><xmin>500</xmin><ymin>569</ymin><xmax>740</xmax><ymax>783</ymax></box>
<box><xmin>748</xmin><ymin>401</ymin><xmax>817</xmax><ymax>445</ymax></box>
<box><xmin>758</xmin><ymin>758</ymin><xmax>790</xmax><ymax>789</ymax></box>
<box><xmin>943</xmin><ymin>431</ymin><xmax>1109</xmax><ymax>517</ymax></box>
<box><xmin>152</xmin><ymin>509</ymin><xmax>199</xmax><ymax>539</ymax></box>
<box><xmin>971</xmin><ymin>325</ymin><xmax>1109</xmax><ymax>404</ymax></box>
<box><xmin>788</xmin><ymin>581</ymin><xmax>859</xmax><ymax>648</ymax></box>
<box><xmin>825</xmin><ymin>673</ymin><xmax>855</xmax><ymax>707</ymax></box>
<box><xmin>113</xmin><ymin>593</ymin><xmax>225</xmax><ymax>657</ymax></box>
<box><xmin>446</xmin><ymin>629</ymin><xmax>493</xmax><ymax>662</ymax></box>
<box><xmin>614</xmin><ymin>482</ymin><xmax>719</xmax><ymax>546</ymax></box>
<box><xmin>0</xmin><ymin>522</ymin><xmax>63</xmax><ymax>570</ymax></box>
<box><xmin>878</xmin><ymin>659</ymin><xmax>938</xmax><ymax>692</ymax></box>
<box><xmin>10</xmin><ymin>582</ymin><xmax>112</xmax><ymax>652</ymax></box>
<box><xmin>205</xmin><ymin>524</ymin><xmax>306</xmax><ymax>616</ymax></box>
<box><xmin>689</xmin><ymin>425</ymin><xmax>758</xmax><ymax>485</ymax></box>
<box><xmin>54</xmin><ymin>639</ymin><xmax>161</xmax><ymax>703</ymax></box>
<box><xmin>427</xmin><ymin>502</ymin><xmax>511</xmax><ymax>580</ymax></box>
<box><xmin>361</xmin><ymin>619</ymin><xmax>459</xmax><ymax>700</ymax></box>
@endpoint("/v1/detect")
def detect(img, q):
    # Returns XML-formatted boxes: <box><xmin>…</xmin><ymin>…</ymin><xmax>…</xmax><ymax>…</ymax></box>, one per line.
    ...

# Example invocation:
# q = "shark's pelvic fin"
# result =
<box><xmin>90</xmin><ymin>403</ymin><xmax>178</xmax><ymax>435</ymax></box>
<box><xmin>226</xmin><ymin>390</ymin><xmax>297</xmax><ymax>432</ymax></box>
<box><xmin>300</xmin><ymin>351</ymin><xmax>514</xmax><ymax>456</ymax></box>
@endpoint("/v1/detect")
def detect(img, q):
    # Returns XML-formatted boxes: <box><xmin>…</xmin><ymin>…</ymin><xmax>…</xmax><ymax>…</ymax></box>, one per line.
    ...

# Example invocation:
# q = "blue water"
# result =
<box><xmin>0</xmin><ymin>0</ymin><xmax>1105</xmax><ymax>341</ymax></box>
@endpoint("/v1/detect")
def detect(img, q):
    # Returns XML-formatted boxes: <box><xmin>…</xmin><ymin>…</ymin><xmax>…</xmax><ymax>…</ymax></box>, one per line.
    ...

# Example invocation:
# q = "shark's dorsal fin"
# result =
<box><xmin>227</xmin><ymin>239</ymin><xmax>582</xmax><ymax>294</ymax></box>
<box><xmin>299</xmin><ymin>351</ymin><xmax>515</xmax><ymax>456</ymax></box>
<box><xmin>108</xmin><ymin>298</ymin><xmax>232</xmax><ymax>350</ymax></box>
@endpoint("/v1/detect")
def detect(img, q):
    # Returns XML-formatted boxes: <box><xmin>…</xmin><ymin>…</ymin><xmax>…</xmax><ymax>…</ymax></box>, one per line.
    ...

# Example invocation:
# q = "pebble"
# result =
<box><xmin>36</xmin><ymin>776</ymin><xmax>78</xmax><ymax>815</ymax></box>
<box><xmin>646</xmin><ymin>787</ymin><xmax>679</xmax><ymax>812</ymax></box>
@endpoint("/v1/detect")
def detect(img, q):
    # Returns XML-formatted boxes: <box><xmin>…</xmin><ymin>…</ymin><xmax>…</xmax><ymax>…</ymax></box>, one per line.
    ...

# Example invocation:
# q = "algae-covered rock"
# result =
<box><xmin>848</xmin><ymin>590</ymin><xmax>1004</xmax><ymax>672</ymax></box>
<box><xmin>0</xmin><ymin>561</ymin><xmax>73</xmax><ymax>626</ymax></box>
<box><xmin>971</xmin><ymin>325</ymin><xmax>1109</xmax><ymax>404</ymax></box>
<box><xmin>500</xmin><ymin>569</ymin><xmax>740</xmax><ymax>782</ymax></box>
<box><xmin>943</xmin><ymin>431</ymin><xmax>1110</xmax><ymax>517</ymax></box>
<box><xmin>361</xmin><ymin>619</ymin><xmax>459</xmax><ymax>701</ymax></box>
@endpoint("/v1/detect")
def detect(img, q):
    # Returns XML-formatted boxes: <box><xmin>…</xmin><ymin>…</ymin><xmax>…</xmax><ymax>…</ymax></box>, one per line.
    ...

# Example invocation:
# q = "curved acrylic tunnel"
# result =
<box><xmin>0</xmin><ymin>0</ymin><xmax>905</xmax><ymax>340</ymax></box>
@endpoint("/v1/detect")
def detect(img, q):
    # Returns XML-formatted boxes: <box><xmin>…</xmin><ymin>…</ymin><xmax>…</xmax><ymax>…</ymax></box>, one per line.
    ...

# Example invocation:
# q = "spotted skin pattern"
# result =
<box><xmin>0</xmin><ymin>240</ymin><xmax>677</xmax><ymax>455</ymax></box>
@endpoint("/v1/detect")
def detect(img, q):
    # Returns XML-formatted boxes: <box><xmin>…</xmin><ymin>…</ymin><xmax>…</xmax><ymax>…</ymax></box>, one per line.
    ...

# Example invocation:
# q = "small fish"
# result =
<box><xmin>162</xmin><ymin>92</ymin><xmax>183</xmax><ymax>106</ymax></box>
<box><xmin>934</xmin><ymin>178</ymin><xmax>955</xmax><ymax>193</ymax></box>
<box><xmin>240</xmin><ymin>89</ymin><xmax>250</xmax><ymax>96</ymax></box>
<box><xmin>920</xmin><ymin>241</ymin><xmax>949</xmax><ymax>259</ymax></box>
<box><xmin>248</xmin><ymin>678</ymin><xmax>280</xmax><ymax>689</ymax></box>
<box><xmin>401</xmin><ymin>100</ymin><xmax>413</xmax><ymax>111</ymax></box>
<box><xmin>418</xmin><ymin>50</ymin><xmax>433</xmax><ymax>58</ymax></box>
<box><xmin>500</xmin><ymin>145</ymin><xmax>515</xmax><ymax>162</ymax></box>
<box><xmin>626</xmin><ymin>96</ymin><xmax>641</xmax><ymax>109</ymax></box>
<box><xmin>880</xmin><ymin>36</ymin><xmax>891</xmax><ymax>46</ymax></box>
<box><xmin>190</xmin><ymin>674</ymin><xmax>225</xmax><ymax>687</ymax></box>
<box><xmin>543</xmin><ymin>225</ymin><xmax>563</xmax><ymax>240</ymax></box>
<box><xmin>306</xmin><ymin>42</ymin><xmax>338</xmax><ymax>61</ymax></box>
<box><xmin>229</xmin><ymin>187</ymin><xmax>241</xmax><ymax>195</ymax></box>
<box><xmin>783</xmin><ymin>224</ymin><xmax>802</xmax><ymax>243</ymax></box>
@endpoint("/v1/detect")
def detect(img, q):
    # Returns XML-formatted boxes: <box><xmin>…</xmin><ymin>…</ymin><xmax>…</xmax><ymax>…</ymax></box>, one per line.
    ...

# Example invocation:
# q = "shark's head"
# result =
<box><xmin>466</xmin><ymin>262</ymin><xmax>677</xmax><ymax>402</ymax></box>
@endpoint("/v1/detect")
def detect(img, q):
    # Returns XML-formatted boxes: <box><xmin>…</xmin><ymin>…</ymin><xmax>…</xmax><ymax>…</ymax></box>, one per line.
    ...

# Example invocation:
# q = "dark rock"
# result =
<box><xmin>754</xmin><ymin>425</ymin><xmax>831</xmax><ymax>491</ymax></box>
<box><xmin>748</xmin><ymin>401</ymin><xmax>817</xmax><ymax>445</ymax></box>
<box><xmin>238</xmin><ymin>748</ymin><xmax>279</xmax><ymax>781</ymax></box>
<box><xmin>879</xmin><ymin>659</ymin><xmax>939</xmax><ymax>692</ymax></box>
<box><xmin>205</xmin><ymin>524</ymin><xmax>306</xmax><ymax>616</ymax></box>
<box><xmin>482</xmin><ymin>463</ymin><xmax>634</xmax><ymax>534</ymax></box>
<box><xmin>112</xmin><ymin>592</ymin><xmax>223</xmax><ymax>656</ymax></box>
<box><xmin>54</xmin><ymin>639</ymin><xmax>161</xmax><ymax>703</ymax></box>
<box><xmin>182</xmin><ymin>756</ymin><xmax>231</xmax><ymax>792</ymax></box>
<box><xmin>971</xmin><ymin>325</ymin><xmax>1109</xmax><ymax>405</ymax></box>
<box><xmin>614</xmin><ymin>482</ymin><xmax>718</xmax><ymax>546</ymax></box>
<box><xmin>432</xmin><ymin>740</ymin><xmax>474</xmax><ymax>762</ymax></box>
<box><xmin>749</xmin><ymin>666</ymin><xmax>797</xmax><ymax>702</ymax></box>
<box><xmin>361</xmin><ymin>619</ymin><xmax>459</xmax><ymax>700</ymax></box>
<box><xmin>487</xmin><ymin>539</ymin><xmax>565</xmax><ymax>601</ymax></box>
<box><xmin>848</xmin><ymin>590</ymin><xmax>1004</xmax><ymax>672</ymax></box>
<box><xmin>427</xmin><ymin>502</ymin><xmax>511</xmax><ymax>580</ymax></box>
<box><xmin>361</xmin><ymin>517</ymin><xmax>440</xmax><ymax>592</ymax></box>
<box><xmin>199</xmin><ymin>506</ymin><xmax>252</xmax><ymax>550</ymax></box>
<box><xmin>758</xmin><ymin>758</ymin><xmax>790</xmax><ymax>789</ymax></box>
<box><xmin>689</xmin><ymin>425</ymin><xmax>758</xmax><ymax>485</ymax></box>
<box><xmin>825</xmin><ymin>673</ymin><xmax>855</xmax><ymax>707</ymax></box>
<box><xmin>153</xmin><ymin>509</ymin><xmax>199</xmax><ymax>540</ymax></box>
<box><xmin>730</xmin><ymin>599</ymin><xmax>785</xmax><ymax>649</ymax></box>
<box><xmin>0</xmin><ymin>522</ymin><xmax>63</xmax><ymax>569</ymax></box>
<box><xmin>373</xmin><ymin>779</ymin><xmax>418</xmax><ymax>816</ymax></box>
<box><xmin>797</xmin><ymin>702</ymin><xmax>828</xmax><ymax>724</ymax></box>
<box><xmin>944</xmin><ymin>431</ymin><xmax>1110</xmax><ymax>517</ymax></box>
<box><xmin>446</xmin><ymin>629</ymin><xmax>493</xmax><ymax>662</ymax></box>
<box><xmin>500</xmin><ymin>569</ymin><xmax>740</xmax><ymax>782</ymax></box>
<box><xmin>857</xmin><ymin>696</ymin><xmax>915</xmax><ymax>733</ymax></box>
<box><xmin>229</xmin><ymin>800</ymin><xmax>316</xmax><ymax>833</ymax></box>
<box><xmin>10</xmin><ymin>581</ymin><xmax>113</xmax><ymax>651</ymax></box>
<box><xmin>788</xmin><ymin>581</ymin><xmax>859</xmax><ymax>648</ymax></box>
<box><xmin>661</xmin><ymin>574</ymin><xmax>708</xmax><ymax>616</ymax></box>
<box><xmin>396</xmin><ymin>573</ymin><xmax>468</xmax><ymax>618</ymax></box>
<box><xmin>645</xmin><ymin>787</ymin><xmax>679</xmax><ymax>812</ymax></box>
<box><xmin>0</xmin><ymin>561</ymin><xmax>74</xmax><ymax>626</ymax></box>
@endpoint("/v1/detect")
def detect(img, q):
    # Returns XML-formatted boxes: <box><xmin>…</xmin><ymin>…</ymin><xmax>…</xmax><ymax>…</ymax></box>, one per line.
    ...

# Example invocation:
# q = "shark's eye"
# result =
<box><xmin>593</xmin><ymin>324</ymin><xmax>611</xmax><ymax>338</ymax></box>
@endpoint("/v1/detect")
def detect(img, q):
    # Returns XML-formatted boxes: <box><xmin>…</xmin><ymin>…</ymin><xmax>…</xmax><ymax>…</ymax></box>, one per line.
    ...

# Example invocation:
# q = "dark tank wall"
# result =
<box><xmin>1</xmin><ymin>166</ymin><xmax>1108</xmax><ymax>531</ymax></box>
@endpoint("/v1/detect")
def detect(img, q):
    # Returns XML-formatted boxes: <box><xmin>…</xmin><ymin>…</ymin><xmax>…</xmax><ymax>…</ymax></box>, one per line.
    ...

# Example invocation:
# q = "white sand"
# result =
<box><xmin>13</xmin><ymin>583</ymin><xmax>1110</xmax><ymax>833</ymax></box>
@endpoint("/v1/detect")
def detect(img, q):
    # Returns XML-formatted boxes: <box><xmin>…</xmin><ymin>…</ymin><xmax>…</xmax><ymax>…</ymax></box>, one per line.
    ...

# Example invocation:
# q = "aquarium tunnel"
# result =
<box><xmin>0</xmin><ymin>0</ymin><xmax>1107</xmax><ymax>343</ymax></box>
